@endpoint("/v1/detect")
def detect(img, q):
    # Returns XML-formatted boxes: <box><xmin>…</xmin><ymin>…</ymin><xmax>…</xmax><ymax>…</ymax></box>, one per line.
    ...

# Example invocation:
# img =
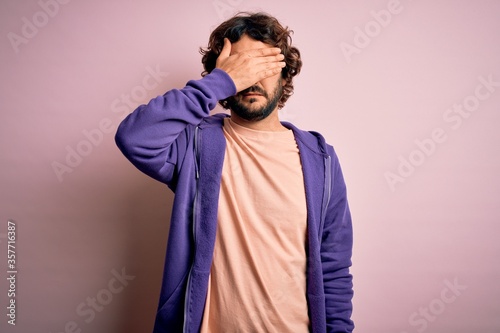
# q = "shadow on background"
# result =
<box><xmin>116</xmin><ymin>175</ymin><xmax>173</xmax><ymax>333</ymax></box>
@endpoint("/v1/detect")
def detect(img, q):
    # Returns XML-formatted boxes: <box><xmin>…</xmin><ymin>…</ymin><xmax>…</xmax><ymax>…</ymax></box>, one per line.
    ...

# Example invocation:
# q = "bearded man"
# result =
<box><xmin>116</xmin><ymin>12</ymin><xmax>354</xmax><ymax>333</ymax></box>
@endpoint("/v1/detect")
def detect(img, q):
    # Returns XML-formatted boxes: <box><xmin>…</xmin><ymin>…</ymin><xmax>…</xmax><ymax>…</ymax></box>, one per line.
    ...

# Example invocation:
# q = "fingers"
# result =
<box><xmin>253</xmin><ymin>53</ymin><xmax>286</xmax><ymax>74</ymax></box>
<box><xmin>219</xmin><ymin>38</ymin><xmax>231</xmax><ymax>60</ymax></box>
<box><xmin>215</xmin><ymin>43</ymin><xmax>286</xmax><ymax>92</ymax></box>
<box><xmin>252</xmin><ymin>52</ymin><xmax>285</xmax><ymax>66</ymax></box>
<box><xmin>233</xmin><ymin>50</ymin><xmax>285</xmax><ymax>69</ymax></box>
<box><xmin>257</xmin><ymin>61</ymin><xmax>286</xmax><ymax>80</ymax></box>
<box><xmin>246</xmin><ymin>47</ymin><xmax>282</xmax><ymax>58</ymax></box>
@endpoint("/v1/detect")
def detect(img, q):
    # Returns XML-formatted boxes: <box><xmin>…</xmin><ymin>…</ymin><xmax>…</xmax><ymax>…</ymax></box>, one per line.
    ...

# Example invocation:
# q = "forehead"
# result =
<box><xmin>229</xmin><ymin>34</ymin><xmax>273</xmax><ymax>55</ymax></box>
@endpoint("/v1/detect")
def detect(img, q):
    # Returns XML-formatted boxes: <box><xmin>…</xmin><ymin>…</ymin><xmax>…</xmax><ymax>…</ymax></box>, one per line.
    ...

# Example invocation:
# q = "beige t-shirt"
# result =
<box><xmin>200</xmin><ymin>118</ymin><xmax>309</xmax><ymax>332</ymax></box>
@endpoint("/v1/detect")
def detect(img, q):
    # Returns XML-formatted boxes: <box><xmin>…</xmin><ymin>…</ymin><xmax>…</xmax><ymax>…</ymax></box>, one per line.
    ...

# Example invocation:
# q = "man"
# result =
<box><xmin>116</xmin><ymin>12</ymin><xmax>354</xmax><ymax>333</ymax></box>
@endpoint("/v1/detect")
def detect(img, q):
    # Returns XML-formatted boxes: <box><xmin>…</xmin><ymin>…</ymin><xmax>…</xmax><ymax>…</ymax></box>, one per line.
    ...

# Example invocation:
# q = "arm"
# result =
<box><xmin>115</xmin><ymin>40</ymin><xmax>285</xmax><ymax>186</ymax></box>
<box><xmin>115</xmin><ymin>69</ymin><xmax>236</xmax><ymax>185</ymax></box>
<box><xmin>322</xmin><ymin>149</ymin><xmax>355</xmax><ymax>333</ymax></box>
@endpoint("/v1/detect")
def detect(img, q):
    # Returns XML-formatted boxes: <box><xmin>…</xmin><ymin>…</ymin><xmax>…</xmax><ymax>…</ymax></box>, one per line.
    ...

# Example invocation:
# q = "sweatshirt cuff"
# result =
<box><xmin>202</xmin><ymin>68</ymin><xmax>237</xmax><ymax>100</ymax></box>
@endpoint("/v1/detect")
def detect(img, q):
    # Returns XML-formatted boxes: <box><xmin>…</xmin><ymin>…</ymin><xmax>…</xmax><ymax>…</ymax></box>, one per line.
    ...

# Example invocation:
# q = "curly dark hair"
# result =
<box><xmin>200</xmin><ymin>12</ymin><xmax>302</xmax><ymax>109</ymax></box>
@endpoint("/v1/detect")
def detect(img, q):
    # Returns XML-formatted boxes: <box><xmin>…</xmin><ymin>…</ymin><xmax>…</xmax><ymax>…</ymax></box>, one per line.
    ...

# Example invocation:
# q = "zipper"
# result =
<box><xmin>319</xmin><ymin>155</ymin><xmax>332</xmax><ymax>240</ymax></box>
<box><xmin>183</xmin><ymin>126</ymin><xmax>202</xmax><ymax>332</ymax></box>
<box><xmin>193</xmin><ymin>126</ymin><xmax>200</xmax><ymax>179</ymax></box>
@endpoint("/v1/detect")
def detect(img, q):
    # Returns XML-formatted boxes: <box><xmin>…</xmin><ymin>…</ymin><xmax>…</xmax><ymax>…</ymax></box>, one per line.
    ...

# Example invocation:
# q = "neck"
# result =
<box><xmin>229</xmin><ymin>110</ymin><xmax>287</xmax><ymax>131</ymax></box>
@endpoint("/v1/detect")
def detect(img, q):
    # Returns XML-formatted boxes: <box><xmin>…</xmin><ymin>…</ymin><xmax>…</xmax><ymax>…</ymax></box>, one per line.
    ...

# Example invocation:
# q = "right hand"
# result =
<box><xmin>215</xmin><ymin>38</ymin><xmax>286</xmax><ymax>92</ymax></box>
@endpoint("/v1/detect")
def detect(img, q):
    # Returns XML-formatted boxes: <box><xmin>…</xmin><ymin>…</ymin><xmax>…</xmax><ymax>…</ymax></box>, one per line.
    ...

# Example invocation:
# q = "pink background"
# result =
<box><xmin>1</xmin><ymin>0</ymin><xmax>500</xmax><ymax>332</ymax></box>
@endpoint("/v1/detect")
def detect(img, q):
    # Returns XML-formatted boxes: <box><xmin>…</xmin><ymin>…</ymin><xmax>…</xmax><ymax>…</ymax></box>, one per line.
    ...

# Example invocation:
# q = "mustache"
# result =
<box><xmin>239</xmin><ymin>85</ymin><xmax>268</xmax><ymax>97</ymax></box>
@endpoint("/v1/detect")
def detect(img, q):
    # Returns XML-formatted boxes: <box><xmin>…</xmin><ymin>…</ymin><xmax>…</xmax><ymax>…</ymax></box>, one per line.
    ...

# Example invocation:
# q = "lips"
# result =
<box><xmin>240</xmin><ymin>86</ymin><xmax>266</xmax><ymax>98</ymax></box>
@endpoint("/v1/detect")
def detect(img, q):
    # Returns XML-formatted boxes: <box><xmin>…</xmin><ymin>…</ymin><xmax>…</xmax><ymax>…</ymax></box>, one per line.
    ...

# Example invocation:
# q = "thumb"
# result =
<box><xmin>218</xmin><ymin>38</ymin><xmax>231</xmax><ymax>60</ymax></box>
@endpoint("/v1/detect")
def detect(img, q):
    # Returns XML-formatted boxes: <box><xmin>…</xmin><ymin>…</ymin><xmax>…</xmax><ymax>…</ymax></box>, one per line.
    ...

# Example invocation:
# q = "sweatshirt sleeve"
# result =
<box><xmin>322</xmin><ymin>148</ymin><xmax>355</xmax><ymax>333</ymax></box>
<box><xmin>115</xmin><ymin>69</ymin><xmax>236</xmax><ymax>186</ymax></box>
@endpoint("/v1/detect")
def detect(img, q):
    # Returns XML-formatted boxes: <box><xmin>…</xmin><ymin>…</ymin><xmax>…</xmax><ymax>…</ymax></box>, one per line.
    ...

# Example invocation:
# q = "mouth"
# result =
<box><xmin>242</xmin><ymin>93</ymin><xmax>263</xmax><ymax>98</ymax></box>
<box><xmin>239</xmin><ymin>86</ymin><xmax>266</xmax><ymax>99</ymax></box>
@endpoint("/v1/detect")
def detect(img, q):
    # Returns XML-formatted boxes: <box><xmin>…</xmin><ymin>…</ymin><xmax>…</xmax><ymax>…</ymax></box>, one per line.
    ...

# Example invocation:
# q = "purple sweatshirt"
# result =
<box><xmin>115</xmin><ymin>69</ymin><xmax>354</xmax><ymax>333</ymax></box>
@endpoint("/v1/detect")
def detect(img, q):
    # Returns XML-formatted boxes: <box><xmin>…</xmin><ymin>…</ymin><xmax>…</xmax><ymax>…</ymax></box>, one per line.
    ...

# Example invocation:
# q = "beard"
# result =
<box><xmin>225</xmin><ymin>79</ymin><xmax>283</xmax><ymax>121</ymax></box>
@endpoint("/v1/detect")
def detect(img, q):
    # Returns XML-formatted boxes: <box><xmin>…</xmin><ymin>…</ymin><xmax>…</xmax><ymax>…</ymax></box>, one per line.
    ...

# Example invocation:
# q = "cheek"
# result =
<box><xmin>260</xmin><ymin>74</ymin><xmax>282</xmax><ymax>92</ymax></box>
